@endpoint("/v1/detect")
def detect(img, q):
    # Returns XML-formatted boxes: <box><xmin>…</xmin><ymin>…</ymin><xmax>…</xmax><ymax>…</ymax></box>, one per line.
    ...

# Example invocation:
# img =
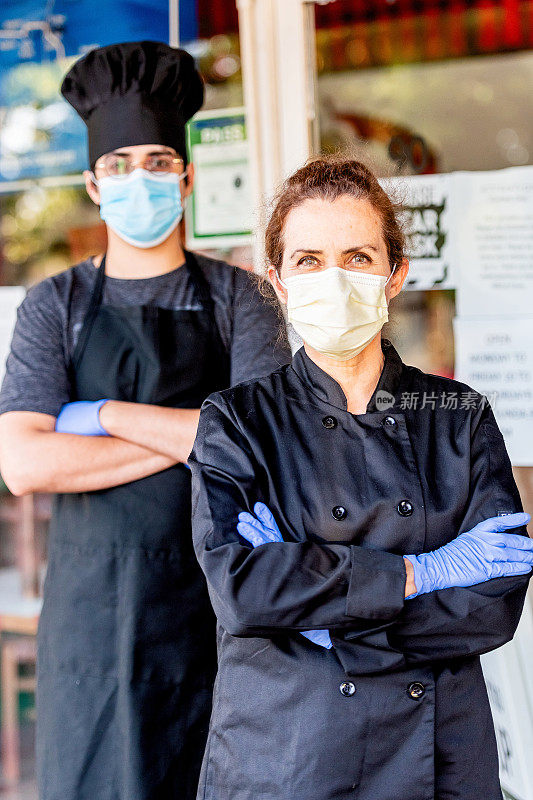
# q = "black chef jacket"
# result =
<box><xmin>189</xmin><ymin>337</ymin><xmax>529</xmax><ymax>800</ymax></box>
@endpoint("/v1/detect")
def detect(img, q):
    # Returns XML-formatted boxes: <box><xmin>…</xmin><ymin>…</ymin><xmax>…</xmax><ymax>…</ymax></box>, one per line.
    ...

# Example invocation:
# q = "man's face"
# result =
<box><xmin>83</xmin><ymin>143</ymin><xmax>195</xmax><ymax>206</ymax></box>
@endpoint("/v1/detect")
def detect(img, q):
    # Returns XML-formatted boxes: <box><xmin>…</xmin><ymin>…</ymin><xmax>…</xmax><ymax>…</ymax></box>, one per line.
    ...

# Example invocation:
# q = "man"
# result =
<box><xmin>0</xmin><ymin>41</ymin><xmax>290</xmax><ymax>800</ymax></box>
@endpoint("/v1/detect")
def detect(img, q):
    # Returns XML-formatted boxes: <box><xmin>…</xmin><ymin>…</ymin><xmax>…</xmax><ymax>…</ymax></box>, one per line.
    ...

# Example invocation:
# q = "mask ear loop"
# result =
<box><xmin>277</xmin><ymin>271</ymin><xmax>287</xmax><ymax>291</ymax></box>
<box><xmin>384</xmin><ymin>263</ymin><xmax>397</xmax><ymax>287</ymax></box>
<box><xmin>177</xmin><ymin>170</ymin><xmax>191</xmax><ymax>212</ymax></box>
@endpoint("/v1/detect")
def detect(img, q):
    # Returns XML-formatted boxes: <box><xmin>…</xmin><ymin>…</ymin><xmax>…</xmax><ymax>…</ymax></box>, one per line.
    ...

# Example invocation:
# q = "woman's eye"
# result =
<box><xmin>297</xmin><ymin>256</ymin><xmax>318</xmax><ymax>267</ymax></box>
<box><xmin>350</xmin><ymin>253</ymin><xmax>370</xmax><ymax>264</ymax></box>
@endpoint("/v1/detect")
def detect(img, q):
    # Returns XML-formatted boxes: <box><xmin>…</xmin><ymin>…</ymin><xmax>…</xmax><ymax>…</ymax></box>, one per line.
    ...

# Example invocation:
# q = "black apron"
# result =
<box><xmin>36</xmin><ymin>251</ymin><xmax>230</xmax><ymax>800</ymax></box>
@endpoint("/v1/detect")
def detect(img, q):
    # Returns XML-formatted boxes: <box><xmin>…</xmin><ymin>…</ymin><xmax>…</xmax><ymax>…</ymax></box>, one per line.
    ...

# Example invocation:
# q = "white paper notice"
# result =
<box><xmin>454</xmin><ymin>166</ymin><xmax>533</xmax><ymax>317</ymax></box>
<box><xmin>381</xmin><ymin>173</ymin><xmax>455</xmax><ymax>290</ymax></box>
<box><xmin>0</xmin><ymin>287</ymin><xmax>25</xmax><ymax>386</ymax></box>
<box><xmin>453</xmin><ymin>316</ymin><xmax>533</xmax><ymax>466</ymax></box>
<box><xmin>191</xmin><ymin>140</ymin><xmax>252</xmax><ymax>237</ymax></box>
<box><xmin>186</xmin><ymin>107</ymin><xmax>252</xmax><ymax>248</ymax></box>
<box><xmin>481</xmin><ymin>600</ymin><xmax>533</xmax><ymax>800</ymax></box>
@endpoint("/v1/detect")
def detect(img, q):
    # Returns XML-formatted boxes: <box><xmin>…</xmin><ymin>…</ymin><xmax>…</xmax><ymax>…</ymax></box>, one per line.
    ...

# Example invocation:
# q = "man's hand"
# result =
<box><xmin>55</xmin><ymin>400</ymin><xmax>110</xmax><ymax>436</ymax></box>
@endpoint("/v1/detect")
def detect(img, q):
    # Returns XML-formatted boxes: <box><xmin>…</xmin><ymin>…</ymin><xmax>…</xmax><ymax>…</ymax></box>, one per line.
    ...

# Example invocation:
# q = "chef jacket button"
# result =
<box><xmin>340</xmin><ymin>681</ymin><xmax>356</xmax><ymax>697</ymax></box>
<box><xmin>397</xmin><ymin>500</ymin><xmax>414</xmax><ymax>517</ymax></box>
<box><xmin>332</xmin><ymin>505</ymin><xmax>347</xmax><ymax>521</ymax></box>
<box><xmin>408</xmin><ymin>682</ymin><xmax>425</xmax><ymax>700</ymax></box>
<box><xmin>322</xmin><ymin>415</ymin><xmax>337</xmax><ymax>429</ymax></box>
<box><xmin>383</xmin><ymin>415</ymin><xmax>397</xmax><ymax>428</ymax></box>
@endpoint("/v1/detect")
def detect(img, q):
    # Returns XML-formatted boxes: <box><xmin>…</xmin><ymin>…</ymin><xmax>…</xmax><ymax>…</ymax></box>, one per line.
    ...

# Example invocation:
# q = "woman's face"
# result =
<box><xmin>269</xmin><ymin>195</ymin><xmax>408</xmax><ymax>304</ymax></box>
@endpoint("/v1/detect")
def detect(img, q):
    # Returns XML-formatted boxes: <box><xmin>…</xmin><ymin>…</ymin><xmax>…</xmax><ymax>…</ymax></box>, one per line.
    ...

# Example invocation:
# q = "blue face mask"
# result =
<box><xmin>95</xmin><ymin>168</ymin><xmax>185</xmax><ymax>248</ymax></box>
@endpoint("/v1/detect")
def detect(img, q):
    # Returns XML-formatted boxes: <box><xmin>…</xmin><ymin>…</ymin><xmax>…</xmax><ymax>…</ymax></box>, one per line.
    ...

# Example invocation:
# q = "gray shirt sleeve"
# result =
<box><xmin>0</xmin><ymin>257</ymin><xmax>291</xmax><ymax>417</ymax></box>
<box><xmin>229</xmin><ymin>268</ymin><xmax>291</xmax><ymax>385</ymax></box>
<box><xmin>0</xmin><ymin>279</ymin><xmax>71</xmax><ymax>417</ymax></box>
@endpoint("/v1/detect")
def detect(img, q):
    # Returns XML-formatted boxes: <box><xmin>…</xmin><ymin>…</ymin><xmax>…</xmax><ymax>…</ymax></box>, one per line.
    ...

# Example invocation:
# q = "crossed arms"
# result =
<box><xmin>0</xmin><ymin>402</ymin><xmax>199</xmax><ymax>495</ymax></box>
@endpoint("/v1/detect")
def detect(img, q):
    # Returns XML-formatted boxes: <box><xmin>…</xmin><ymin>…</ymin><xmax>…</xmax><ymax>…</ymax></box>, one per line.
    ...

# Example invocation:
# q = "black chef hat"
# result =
<box><xmin>60</xmin><ymin>40</ymin><xmax>204</xmax><ymax>171</ymax></box>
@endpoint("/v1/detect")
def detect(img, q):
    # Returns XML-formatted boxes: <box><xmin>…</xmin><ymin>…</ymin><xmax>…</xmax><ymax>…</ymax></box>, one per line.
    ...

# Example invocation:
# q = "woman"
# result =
<box><xmin>188</xmin><ymin>158</ymin><xmax>533</xmax><ymax>800</ymax></box>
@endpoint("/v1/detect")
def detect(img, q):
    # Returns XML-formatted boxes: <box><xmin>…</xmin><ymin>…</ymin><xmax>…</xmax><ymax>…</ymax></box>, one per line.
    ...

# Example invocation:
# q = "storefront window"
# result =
<box><xmin>314</xmin><ymin>1</ymin><xmax>532</xmax><ymax>376</ymax></box>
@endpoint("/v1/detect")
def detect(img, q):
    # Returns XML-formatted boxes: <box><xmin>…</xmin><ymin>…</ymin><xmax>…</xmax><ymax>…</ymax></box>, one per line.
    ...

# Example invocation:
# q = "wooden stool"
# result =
<box><xmin>0</xmin><ymin>614</ymin><xmax>39</xmax><ymax>785</ymax></box>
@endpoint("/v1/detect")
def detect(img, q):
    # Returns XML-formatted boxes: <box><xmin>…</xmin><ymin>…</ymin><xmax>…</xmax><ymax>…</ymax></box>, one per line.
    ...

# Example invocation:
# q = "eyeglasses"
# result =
<box><xmin>93</xmin><ymin>152</ymin><xmax>185</xmax><ymax>179</ymax></box>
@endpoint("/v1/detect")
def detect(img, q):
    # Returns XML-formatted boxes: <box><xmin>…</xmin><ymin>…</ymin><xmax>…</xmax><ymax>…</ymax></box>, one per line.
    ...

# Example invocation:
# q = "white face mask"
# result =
<box><xmin>279</xmin><ymin>266</ymin><xmax>395</xmax><ymax>361</ymax></box>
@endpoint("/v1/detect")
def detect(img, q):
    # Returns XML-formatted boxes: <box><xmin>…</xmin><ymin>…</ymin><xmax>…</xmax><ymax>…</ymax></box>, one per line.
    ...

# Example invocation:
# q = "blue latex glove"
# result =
<box><xmin>405</xmin><ymin>512</ymin><xmax>533</xmax><ymax>598</ymax></box>
<box><xmin>237</xmin><ymin>501</ymin><xmax>333</xmax><ymax>650</ymax></box>
<box><xmin>55</xmin><ymin>399</ymin><xmax>110</xmax><ymax>436</ymax></box>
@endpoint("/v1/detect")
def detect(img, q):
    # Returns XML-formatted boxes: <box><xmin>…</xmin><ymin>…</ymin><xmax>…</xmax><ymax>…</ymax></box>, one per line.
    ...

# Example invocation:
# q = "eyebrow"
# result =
<box><xmin>111</xmin><ymin>148</ymin><xmax>175</xmax><ymax>157</ymax></box>
<box><xmin>290</xmin><ymin>245</ymin><xmax>379</xmax><ymax>259</ymax></box>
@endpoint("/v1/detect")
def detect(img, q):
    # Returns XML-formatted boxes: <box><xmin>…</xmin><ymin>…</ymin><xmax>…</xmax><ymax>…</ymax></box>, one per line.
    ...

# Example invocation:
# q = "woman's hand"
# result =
<box><xmin>405</xmin><ymin>512</ymin><xmax>533</xmax><ymax>598</ymax></box>
<box><xmin>237</xmin><ymin>502</ymin><xmax>333</xmax><ymax>650</ymax></box>
<box><xmin>237</xmin><ymin>502</ymin><xmax>284</xmax><ymax>545</ymax></box>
